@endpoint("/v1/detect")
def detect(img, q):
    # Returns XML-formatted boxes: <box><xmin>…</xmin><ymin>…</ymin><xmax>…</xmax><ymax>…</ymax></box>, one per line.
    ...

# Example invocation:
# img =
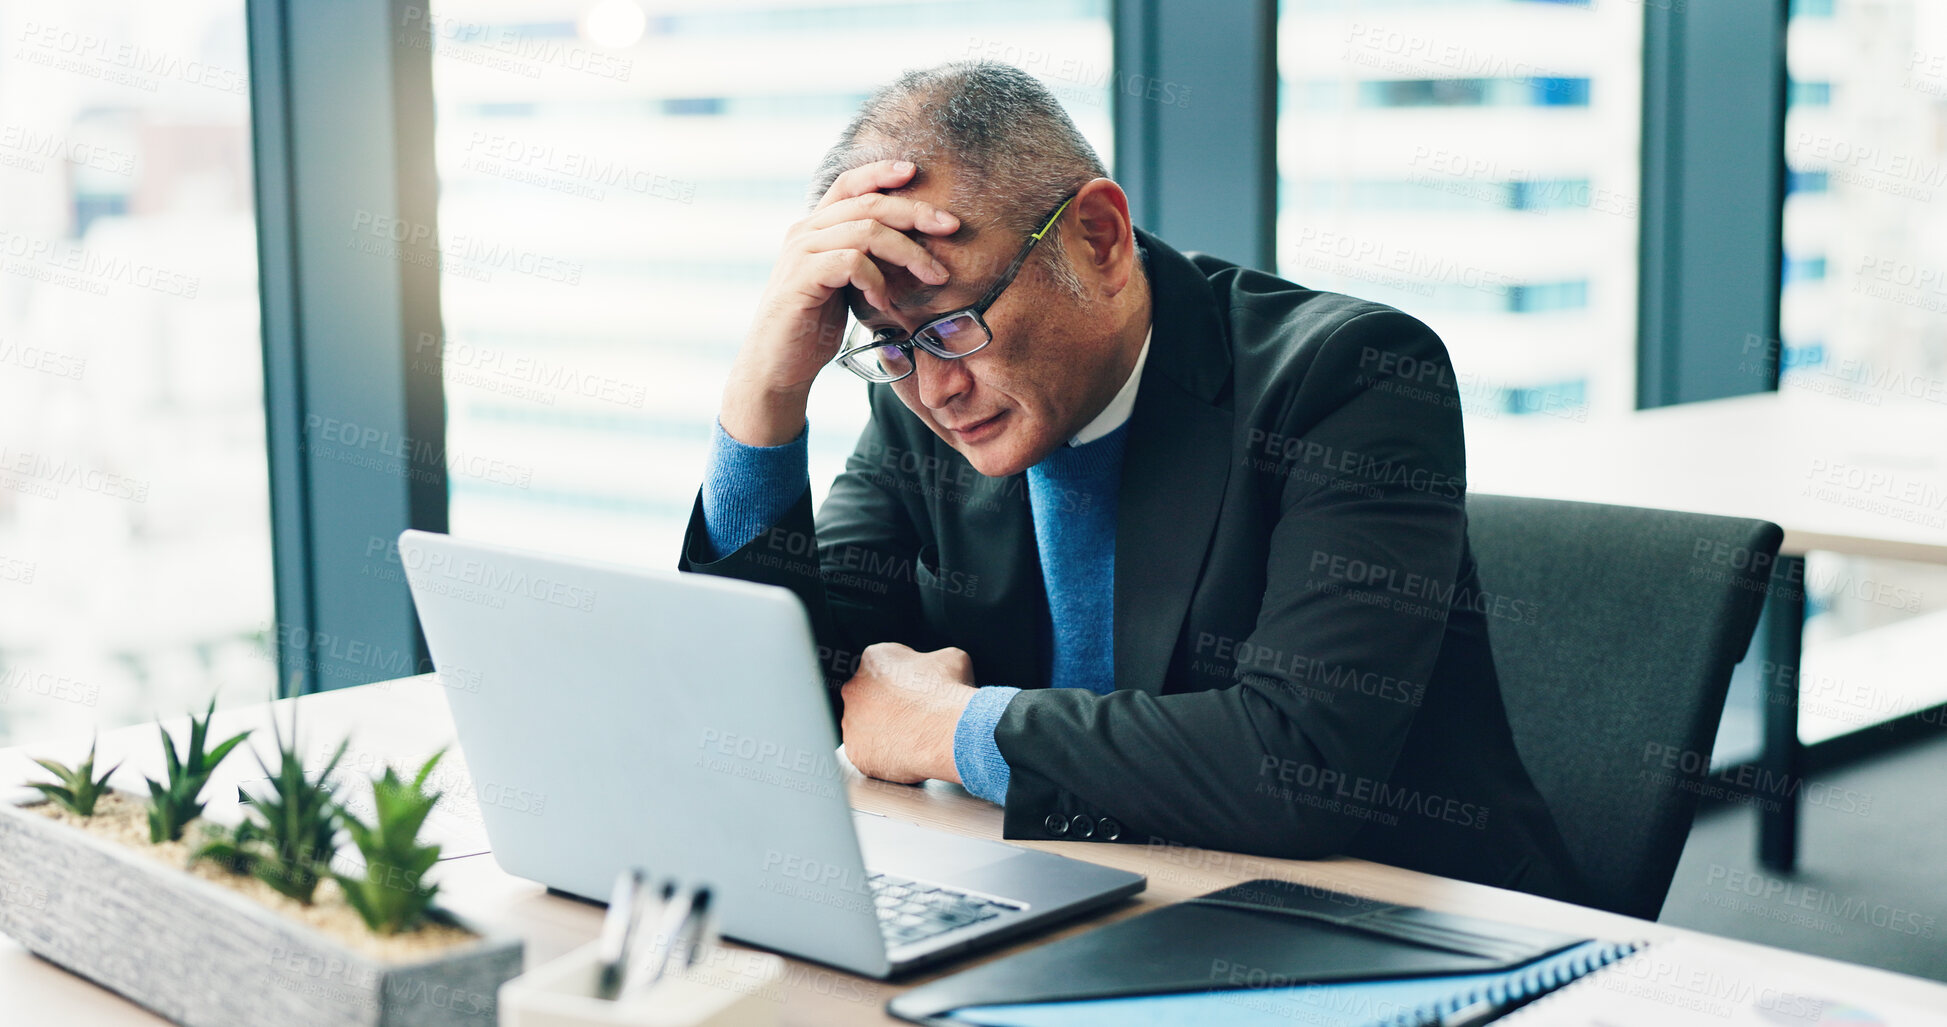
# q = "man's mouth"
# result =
<box><xmin>944</xmin><ymin>410</ymin><xmax>1006</xmax><ymax>441</ymax></box>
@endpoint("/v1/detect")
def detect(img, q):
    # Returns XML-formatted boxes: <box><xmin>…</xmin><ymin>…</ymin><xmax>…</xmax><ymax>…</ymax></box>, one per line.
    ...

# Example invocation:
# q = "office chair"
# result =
<box><xmin>1466</xmin><ymin>494</ymin><xmax>1782</xmax><ymax>920</ymax></box>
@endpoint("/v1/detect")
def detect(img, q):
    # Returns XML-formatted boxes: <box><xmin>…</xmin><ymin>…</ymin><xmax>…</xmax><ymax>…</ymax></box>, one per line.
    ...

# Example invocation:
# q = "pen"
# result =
<box><xmin>594</xmin><ymin>868</ymin><xmax>644</xmax><ymax>1000</ymax></box>
<box><xmin>677</xmin><ymin>888</ymin><xmax>714</xmax><ymax>970</ymax></box>
<box><xmin>621</xmin><ymin>881</ymin><xmax>690</xmax><ymax>999</ymax></box>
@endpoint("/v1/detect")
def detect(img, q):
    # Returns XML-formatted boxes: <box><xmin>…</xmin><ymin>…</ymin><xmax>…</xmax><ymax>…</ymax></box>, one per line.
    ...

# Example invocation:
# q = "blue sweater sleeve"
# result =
<box><xmin>699</xmin><ymin>418</ymin><xmax>810</xmax><ymax>561</ymax></box>
<box><xmin>953</xmin><ymin>686</ymin><xmax>1021</xmax><ymax>804</ymax></box>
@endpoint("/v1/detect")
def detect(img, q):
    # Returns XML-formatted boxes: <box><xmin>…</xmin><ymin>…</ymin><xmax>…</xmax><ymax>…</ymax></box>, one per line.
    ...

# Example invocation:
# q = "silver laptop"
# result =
<box><xmin>397</xmin><ymin>530</ymin><xmax>1143</xmax><ymax>978</ymax></box>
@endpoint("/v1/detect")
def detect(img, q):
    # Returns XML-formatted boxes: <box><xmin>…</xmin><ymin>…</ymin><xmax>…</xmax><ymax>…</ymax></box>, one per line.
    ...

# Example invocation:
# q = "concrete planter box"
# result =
<box><xmin>0</xmin><ymin>797</ymin><xmax>522</xmax><ymax>1027</ymax></box>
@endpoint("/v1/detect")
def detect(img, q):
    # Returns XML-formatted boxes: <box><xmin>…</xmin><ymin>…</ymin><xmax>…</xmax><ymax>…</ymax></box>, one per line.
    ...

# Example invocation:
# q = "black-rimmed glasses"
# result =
<box><xmin>832</xmin><ymin>193</ymin><xmax>1076</xmax><ymax>384</ymax></box>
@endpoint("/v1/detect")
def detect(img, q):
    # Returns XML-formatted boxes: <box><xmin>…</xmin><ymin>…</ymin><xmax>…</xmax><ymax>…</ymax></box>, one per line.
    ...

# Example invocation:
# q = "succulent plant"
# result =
<box><xmin>145</xmin><ymin>698</ymin><xmax>252</xmax><ymax>843</ymax></box>
<box><xmin>334</xmin><ymin>750</ymin><xmax>447</xmax><ymax>935</ymax></box>
<box><xmin>195</xmin><ymin>705</ymin><xmax>347</xmax><ymax>904</ymax></box>
<box><xmin>28</xmin><ymin>736</ymin><xmax>121</xmax><ymax>816</ymax></box>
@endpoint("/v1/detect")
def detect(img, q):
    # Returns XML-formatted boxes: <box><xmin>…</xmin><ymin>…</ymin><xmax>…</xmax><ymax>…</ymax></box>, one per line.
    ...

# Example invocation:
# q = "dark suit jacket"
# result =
<box><xmin>680</xmin><ymin>229</ymin><xmax>1583</xmax><ymax>902</ymax></box>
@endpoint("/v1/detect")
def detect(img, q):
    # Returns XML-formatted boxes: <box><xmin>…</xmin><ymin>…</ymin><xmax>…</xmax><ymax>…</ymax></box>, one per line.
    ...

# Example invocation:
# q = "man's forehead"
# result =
<box><xmin>848</xmin><ymin>273</ymin><xmax>958</xmax><ymax>320</ymax></box>
<box><xmin>848</xmin><ymin>232</ymin><xmax>996</xmax><ymax>318</ymax></box>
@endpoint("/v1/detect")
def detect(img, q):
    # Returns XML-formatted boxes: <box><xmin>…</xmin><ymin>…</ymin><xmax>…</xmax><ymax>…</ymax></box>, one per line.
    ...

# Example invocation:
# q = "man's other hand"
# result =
<box><xmin>838</xmin><ymin>642</ymin><xmax>977</xmax><ymax>785</ymax></box>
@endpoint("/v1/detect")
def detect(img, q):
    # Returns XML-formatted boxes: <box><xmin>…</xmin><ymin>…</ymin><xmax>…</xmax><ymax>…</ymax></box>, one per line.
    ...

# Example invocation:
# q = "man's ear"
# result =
<box><xmin>1069</xmin><ymin>178</ymin><xmax>1135</xmax><ymax>297</ymax></box>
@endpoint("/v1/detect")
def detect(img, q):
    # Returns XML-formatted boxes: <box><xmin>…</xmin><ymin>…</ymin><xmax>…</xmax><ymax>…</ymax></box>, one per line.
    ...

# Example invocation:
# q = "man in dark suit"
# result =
<box><xmin>680</xmin><ymin>62</ymin><xmax>1582</xmax><ymax>902</ymax></box>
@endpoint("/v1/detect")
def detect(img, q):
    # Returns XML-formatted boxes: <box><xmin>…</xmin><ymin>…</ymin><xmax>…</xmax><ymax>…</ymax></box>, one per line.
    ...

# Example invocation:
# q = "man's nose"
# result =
<box><xmin>913</xmin><ymin>348</ymin><xmax>973</xmax><ymax>411</ymax></box>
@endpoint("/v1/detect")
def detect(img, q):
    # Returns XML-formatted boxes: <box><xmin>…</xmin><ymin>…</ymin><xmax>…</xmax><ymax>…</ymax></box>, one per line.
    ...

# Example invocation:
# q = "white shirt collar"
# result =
<box><xmin>1067</xmin><ymin>327</ymin><xmax>1152</xmax><ymax>447</ymax></box>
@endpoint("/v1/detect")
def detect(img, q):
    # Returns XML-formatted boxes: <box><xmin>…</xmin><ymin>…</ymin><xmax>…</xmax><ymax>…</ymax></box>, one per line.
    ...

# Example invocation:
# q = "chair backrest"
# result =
<box><xmin>1466</xmin><ymin>494</ymin><xmax>1782</xmax><ymax>919</ymax></box>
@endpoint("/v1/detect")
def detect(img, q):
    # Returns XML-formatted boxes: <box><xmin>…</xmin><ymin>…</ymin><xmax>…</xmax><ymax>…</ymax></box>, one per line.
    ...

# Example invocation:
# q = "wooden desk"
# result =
<box><xmin>1467</xmin><ymin>389</ymin><xmax>1947</xmax><ymax>870</ymax></box>
<box><xmin>6</xmin><ymin>678</ymin><xmax>1947</xmax><ymax>1024</ymax></box>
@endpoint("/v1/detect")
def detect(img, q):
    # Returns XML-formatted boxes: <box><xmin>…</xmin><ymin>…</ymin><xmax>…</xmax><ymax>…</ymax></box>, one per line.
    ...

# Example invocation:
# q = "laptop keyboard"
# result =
<box><xmin>869</xmin><ymin>872</ymin><xmax>1023</xmax><ymax>948</ymax></box>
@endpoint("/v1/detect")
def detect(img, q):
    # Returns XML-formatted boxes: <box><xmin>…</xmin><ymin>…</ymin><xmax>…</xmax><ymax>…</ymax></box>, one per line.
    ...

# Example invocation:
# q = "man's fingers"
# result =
<box><xmin>803</xmin><ymin>190</ymin><xmax>961</xmax><ymax>238</ymax></box>
<box><xmin>789</xmin><ymin>247</ymin><xmax>891</xmax><ymax>316</ymax></box>
<box><xmin>817</xmin><ymin>159</ymin><xmax>917</xmax><ymax>209</ymax></box>
<box><xmin>800</xmin><ymin>220</ymin><xmax>949</xmax><ymax>288</ymax></box>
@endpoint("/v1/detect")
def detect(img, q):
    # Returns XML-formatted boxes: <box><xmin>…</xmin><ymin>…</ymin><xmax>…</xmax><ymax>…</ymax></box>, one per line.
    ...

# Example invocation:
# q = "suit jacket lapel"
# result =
<box><xmin>1114</xmin><ymin>232</ymin><xmax>1234</xmax><ymax>696</ymax></box>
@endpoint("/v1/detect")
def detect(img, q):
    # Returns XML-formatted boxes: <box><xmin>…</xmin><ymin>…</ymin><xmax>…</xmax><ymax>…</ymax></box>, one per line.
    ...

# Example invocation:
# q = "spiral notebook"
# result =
<box><xmin>1496</xmin><ymin>937</ymin><xmax>1947</xmax><ymax>1027</ymax></box>
<box><xmin>889</xmin><ymin>879</ymin><xmax>1640</xmax><ymax>1027</ymax></box>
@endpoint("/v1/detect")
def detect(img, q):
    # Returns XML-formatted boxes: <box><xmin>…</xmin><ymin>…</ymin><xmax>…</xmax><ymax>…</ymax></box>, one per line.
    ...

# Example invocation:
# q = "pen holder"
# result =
<box><xmin>500</xmin><ymin>940</ymin><xmax>783</xmax><ymax>1027</ymax></box>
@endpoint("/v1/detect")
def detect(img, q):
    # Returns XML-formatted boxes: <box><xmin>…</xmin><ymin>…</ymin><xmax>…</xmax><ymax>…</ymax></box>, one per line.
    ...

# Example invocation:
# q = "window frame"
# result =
<box><xmin>247</xmin><ymin>0</ymin><xmax>448</xmax><ymax>695</ymax></box>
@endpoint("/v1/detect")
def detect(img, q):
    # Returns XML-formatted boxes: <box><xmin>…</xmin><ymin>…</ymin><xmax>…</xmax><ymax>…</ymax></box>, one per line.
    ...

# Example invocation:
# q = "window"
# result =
<box><xmin>1778</xmin><ymin>0</ymin><xmax>1947</xmax><ymax>744</ymax></box>
<box><xmin>426</xmin><ymin>0</ymin><xmax>1114</xmax><ymax>568</ymax></box>
<box><xmin>1276</xmin><ymin>0</ymin><xmax>1642</xmax><ymax>423</ymax></box>
<box><xmin>0</xmin><ymin>0</ymin><xmax>272</xmax><ymax>745</ymax></box>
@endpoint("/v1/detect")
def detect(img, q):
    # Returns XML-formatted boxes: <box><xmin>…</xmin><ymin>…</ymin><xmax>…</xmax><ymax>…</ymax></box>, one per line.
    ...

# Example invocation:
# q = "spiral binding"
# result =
<box><xmin>1382</xmin><ymin>940</ymin><xmax>1649</xmax><ymax>1027</ymax></box>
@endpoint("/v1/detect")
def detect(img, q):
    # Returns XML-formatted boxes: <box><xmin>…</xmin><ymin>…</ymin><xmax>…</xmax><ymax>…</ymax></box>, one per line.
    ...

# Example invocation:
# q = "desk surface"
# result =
<box><xmin>1466</xmin><ymin>390</ymin><xmax>1947</xmax><ymax>564</ymax></box>
<box><xmin>6</xmin><ymin>678</ymin><xmax>1947</xmax><ymax>1024</ymax></box>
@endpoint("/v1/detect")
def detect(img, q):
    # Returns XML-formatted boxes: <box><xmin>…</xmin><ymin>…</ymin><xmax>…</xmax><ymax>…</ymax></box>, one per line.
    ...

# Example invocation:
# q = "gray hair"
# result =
<box><xmin>811</xmin><ymin>61</ymin><xmax>1108</xmax><ymax>297</ymax></box>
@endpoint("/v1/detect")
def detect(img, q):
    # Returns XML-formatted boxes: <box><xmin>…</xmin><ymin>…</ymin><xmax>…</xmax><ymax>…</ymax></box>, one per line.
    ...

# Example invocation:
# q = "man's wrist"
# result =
<box><xmin>720</xmin><ymin>372</ymin><xmax>812</xmax><ymax>447</ymax></box>
<box><xmin>932</xmin><ymin>687</ymin><xmax>976</xmax><ymax>784</ymax></box>
<box><xmin>951</xmin><ymin>686</ymin><xmax>1020</xmax><ymax>803</ymax></box>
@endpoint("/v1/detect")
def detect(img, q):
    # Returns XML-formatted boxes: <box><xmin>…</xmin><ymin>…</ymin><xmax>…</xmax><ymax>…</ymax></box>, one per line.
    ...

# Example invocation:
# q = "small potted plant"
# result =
<box><xmin>0</xmin><ymin>695</ymin><xmax>522</xmax><ymax>1027</ymax></box>
<box><xmin>145</xmin><ymin>698</ymin><xmax>251</xmax><ymax>842</ymax></box>
<box><xmin>193</xmin><ymin>710</ymin><xmax>349</xmax><ymax>902</ymax></box>
<box><xmin>26</xmin><ymin>735</ymin><xmax>120</xmax><ymax>816</ymax></box>
<box><xmin>335</xmin><ymin>750</ymin><xmax>448</xmax><ymax>935</ymax></box>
